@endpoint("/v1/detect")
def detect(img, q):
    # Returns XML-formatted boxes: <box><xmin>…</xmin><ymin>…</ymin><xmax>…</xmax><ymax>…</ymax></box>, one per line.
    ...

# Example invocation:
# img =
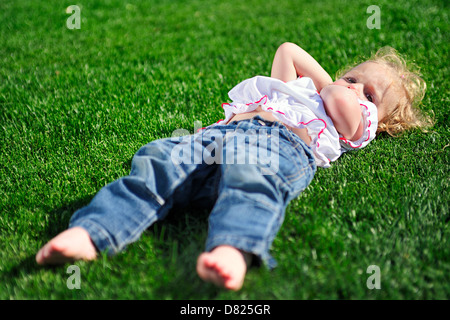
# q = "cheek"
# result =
<box><xmin>379</xmin><ymin>89</ymin><xmax>400</xmax><ymax>121</ymax></box>
<box><xmin>377</xmin><ymin>105</ymin><xmax>388</xmax><ymax>121</ymax></box>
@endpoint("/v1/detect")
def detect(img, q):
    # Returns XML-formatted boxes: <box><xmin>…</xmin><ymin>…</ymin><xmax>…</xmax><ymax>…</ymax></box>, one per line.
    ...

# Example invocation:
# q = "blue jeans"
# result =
<box><xmin>69</xmin><ymin>115</ymin><xmax>316</xmax><ymax>268</ymax></box>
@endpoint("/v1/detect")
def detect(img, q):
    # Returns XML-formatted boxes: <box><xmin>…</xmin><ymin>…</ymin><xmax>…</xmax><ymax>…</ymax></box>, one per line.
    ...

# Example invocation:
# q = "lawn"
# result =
<box><xmin>0</xmin><ymin>0</ymin><xmax>448</xmax><ymax>300</ymax></box>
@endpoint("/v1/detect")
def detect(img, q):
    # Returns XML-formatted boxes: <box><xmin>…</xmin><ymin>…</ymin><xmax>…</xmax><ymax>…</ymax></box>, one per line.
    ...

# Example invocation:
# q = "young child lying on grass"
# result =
<box><xmin>36</xmin><ymin>42</ymin><xmax>432</xmax><ymax>291</ymax></box>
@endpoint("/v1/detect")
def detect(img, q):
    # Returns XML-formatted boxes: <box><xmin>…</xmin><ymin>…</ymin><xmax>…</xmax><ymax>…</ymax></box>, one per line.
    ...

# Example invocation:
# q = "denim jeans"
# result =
<box><xmin>69</xmin><ymin>115</ymin><xmax>316</xmax><ymax>268</ymax></box>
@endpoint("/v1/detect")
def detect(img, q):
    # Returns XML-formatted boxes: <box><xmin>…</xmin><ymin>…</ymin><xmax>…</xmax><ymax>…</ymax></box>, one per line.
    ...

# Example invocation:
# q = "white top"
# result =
<box><xmin>212</xmin><ymin>76</ymin><xmax>378</xmax><ymax>168</ymax></box>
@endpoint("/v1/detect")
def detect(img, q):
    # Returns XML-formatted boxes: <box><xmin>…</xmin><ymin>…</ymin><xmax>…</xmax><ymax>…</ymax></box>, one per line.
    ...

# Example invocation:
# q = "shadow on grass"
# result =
<box><xmin>147</xmin><ymin>206</ymin><xmax>226</xmax><ymax>299</ymax></box>
<box><xmin>5</xmin><ymin>192</ymin><xmax>227</xmax><ymax>299</ymax></box>
<box><xmin>1</xmin><ymin>195</ymin><xmax>94</xmax><ymax>282</ymax></box>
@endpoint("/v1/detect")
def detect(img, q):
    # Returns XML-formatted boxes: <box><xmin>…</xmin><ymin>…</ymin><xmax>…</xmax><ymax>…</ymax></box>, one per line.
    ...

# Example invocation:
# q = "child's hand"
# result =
<box><xmin>320</xmin><ymin>85</ymin><xmax>364</xmax><ymax>140</ymax></box>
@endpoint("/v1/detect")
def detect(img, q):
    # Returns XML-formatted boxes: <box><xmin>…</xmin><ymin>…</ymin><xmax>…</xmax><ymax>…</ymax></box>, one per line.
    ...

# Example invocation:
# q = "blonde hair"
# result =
<box><xmin>337</xmin><ymin>47</ymin><xmax>433</xmax><ymax>136</ymax></box>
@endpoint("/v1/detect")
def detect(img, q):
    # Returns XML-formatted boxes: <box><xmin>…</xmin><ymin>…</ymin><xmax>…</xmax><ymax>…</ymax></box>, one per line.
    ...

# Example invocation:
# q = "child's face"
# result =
<box><xmin>333</xmin><ymin>62</ymin><xmax>397</xmax><ymax>121</ymax></box>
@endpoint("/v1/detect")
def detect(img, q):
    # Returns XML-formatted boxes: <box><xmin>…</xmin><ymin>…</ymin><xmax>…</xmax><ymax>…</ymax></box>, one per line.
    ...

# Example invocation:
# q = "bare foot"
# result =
<box><xmin>196</xmin><ymin>245</ymin><xmax>252</xmax><ymax>291</ymax></box>
<box><xmin>36</xmin><ymin>227</ymin><xmax>97</xmax><ymax>265</ymax></box>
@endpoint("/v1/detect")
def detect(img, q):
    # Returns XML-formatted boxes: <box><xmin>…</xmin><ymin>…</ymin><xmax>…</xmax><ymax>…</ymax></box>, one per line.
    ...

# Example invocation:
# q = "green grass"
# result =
<box><xmin>0</xmin><ymin>0</ymin><xmax>448</xmax><ymax>300</ymax></box>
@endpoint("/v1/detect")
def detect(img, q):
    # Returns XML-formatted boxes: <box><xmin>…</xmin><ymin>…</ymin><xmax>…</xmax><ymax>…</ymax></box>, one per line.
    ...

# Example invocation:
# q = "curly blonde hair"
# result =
<box><xmin>337</xmin><ymin>47</ymin><xmax>433</xmax><ymax>136</ymax></box>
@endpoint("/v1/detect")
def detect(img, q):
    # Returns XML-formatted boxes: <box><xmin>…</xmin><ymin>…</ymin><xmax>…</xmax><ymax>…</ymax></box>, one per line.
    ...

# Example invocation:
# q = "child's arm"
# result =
<box><xmin>320</xmin><ymin>85</ymin><xmax>364</xmax><ymax>140</ymax></box>
<box><xmin>271</xmin><ymin>42</ymin><xmax>333</xmax><ymax>91</ymax></box>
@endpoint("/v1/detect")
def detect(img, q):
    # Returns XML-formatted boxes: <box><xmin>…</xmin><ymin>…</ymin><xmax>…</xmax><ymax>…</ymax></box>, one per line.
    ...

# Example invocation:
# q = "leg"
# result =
<box><xmin>196</xmin><ymin>118</ymin><xmax>316</xmax><ymax>289</ymax></box>
<box><xmin>37</xmin><ymin>135</ymin><xmax>213</xmax><ymax>265</ymax></box>
<box><xmin>196</xmin><ymin>162</ymin><xmax>287</xmax><ymax>290</ymax></box>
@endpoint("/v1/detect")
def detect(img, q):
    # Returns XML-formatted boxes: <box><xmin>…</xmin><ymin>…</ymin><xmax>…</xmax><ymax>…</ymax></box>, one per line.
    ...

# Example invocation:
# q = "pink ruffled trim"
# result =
<box><xmin>266</xmin><ymin>104</ymin><xmax>328</xmax><ymax>152</ymax></box>
<box><xmin>298</xmin><ymin>118</ymin><xmax>327</xmax><ymax>148</ymax></box>
<box><xmin>339</xmin><ymin>103</ymin><xmax>372</xmax><ymax>148</ymax></box>
<box><xmin>266</xmin><ymin>107</ymin><xmax>286</xmax><ymax>116</ymax></box>
<box><xmin>222</xmin><ymin>95</ymin><xmax>329</xmax><ymax>151</ymax></box>
<box><xmin>219</xmin><ymin>92</ymin><xmax>335</xmax><ymax>166</ymax></box>
<box><xmin>222</xmin><ymin>95</ymin><xmax>268</xmax><ymax>109</ymax></box>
